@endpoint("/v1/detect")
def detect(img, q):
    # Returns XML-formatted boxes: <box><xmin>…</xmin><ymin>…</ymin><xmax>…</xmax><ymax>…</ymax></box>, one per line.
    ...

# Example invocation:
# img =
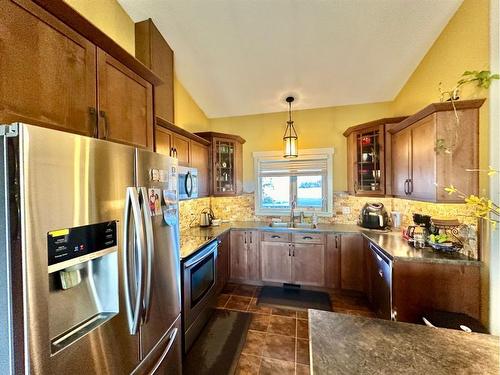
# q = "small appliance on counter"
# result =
<box><xmin>199</xmin><ymin>208</ymin><xmax>215</xmax><ymax>227</ymax></box>
<box><xmin>359</xmin><ymin>202</ymin><xmax>389</xmax><ymax>229</ymax></box>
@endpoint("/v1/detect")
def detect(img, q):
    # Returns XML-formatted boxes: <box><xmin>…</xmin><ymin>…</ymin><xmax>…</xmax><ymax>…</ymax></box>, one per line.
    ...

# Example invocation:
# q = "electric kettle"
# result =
<box><xmin>199</xmin><ymin>208</ymin><xmax>215</xmax><ymax>227</ymax></box>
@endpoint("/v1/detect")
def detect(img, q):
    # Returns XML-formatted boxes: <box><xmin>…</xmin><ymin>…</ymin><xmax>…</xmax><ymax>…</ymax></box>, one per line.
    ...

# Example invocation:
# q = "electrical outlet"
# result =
<box><xmin>342</xmin><ymin>206</ymin><xmax>351</xmax><ymax>215</ymax></box>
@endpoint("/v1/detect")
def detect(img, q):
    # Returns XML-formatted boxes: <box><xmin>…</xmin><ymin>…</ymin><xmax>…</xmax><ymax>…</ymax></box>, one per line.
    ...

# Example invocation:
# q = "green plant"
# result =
<box><xmin>436</xmin><ymin>70</ymin><xmax>499</xmax><ymax>154</ymax></box>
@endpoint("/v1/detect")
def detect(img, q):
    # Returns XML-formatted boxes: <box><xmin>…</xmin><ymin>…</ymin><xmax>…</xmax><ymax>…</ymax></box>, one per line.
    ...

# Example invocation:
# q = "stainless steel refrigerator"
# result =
<box><xmin>0</xmin><ymin>123</ymin><xmax>182</xmax><ymax>374</ymax></box>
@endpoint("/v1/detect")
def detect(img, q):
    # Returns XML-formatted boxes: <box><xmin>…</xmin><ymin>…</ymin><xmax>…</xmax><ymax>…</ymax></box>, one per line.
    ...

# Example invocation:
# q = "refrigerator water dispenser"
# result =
<box><xmin>47</xmin><ymin>222</ymin><xmax>119</xmax><ymax>354</ymax></box>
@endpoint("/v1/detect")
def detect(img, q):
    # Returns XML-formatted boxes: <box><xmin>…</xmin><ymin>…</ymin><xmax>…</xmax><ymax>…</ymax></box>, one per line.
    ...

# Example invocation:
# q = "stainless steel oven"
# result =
<box><xmin>178</xmin><ymin>166</ymin><xmax>198</xmax><ymax>200</ymax></box>
<box><xmin>182</xmin><ymin>239</ymin><xmax>218</xmax><ymax>352</ymax></box>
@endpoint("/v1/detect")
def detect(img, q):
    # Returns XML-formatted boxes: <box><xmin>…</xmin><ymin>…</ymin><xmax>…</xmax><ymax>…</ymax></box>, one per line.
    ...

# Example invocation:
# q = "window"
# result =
<box><xmin>254</xmin><ymin>149</ymin><xmax>334</xmax><ymax>216</ymax></box>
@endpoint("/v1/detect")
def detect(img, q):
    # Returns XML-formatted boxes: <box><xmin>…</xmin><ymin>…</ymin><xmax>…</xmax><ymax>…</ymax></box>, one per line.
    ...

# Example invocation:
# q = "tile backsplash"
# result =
<box><xmin>180</xmin><ymin>192</ymin><xmax>479</xmax><ymax>258</ymax></box>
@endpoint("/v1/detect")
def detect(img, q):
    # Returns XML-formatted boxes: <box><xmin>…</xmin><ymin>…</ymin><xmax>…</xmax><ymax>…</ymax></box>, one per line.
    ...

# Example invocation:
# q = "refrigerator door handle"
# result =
<box><xmin>139</xmin><ymin>187</ymin><xmax>154</xmax><ymax>323</ymax></box>
<box><xmin>123</xmin><ymin>187</ymin><xmax>145</xmax><ymax>335</ymax></box>
<box><xmin>148</xmin><ymin>328</ymin><xmax>178</xmax><ymax>375</ymax></box>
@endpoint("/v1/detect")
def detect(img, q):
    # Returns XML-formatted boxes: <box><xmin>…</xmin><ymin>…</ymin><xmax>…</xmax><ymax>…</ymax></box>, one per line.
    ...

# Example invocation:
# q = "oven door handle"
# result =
<box><xmin>184</xmin><ymin>243</ymin><xmax>217</xmax><ymax>268</ymax></box>
<box><xmin>139</xmin><ymin>187</ymin><xmax>154</xmax><ymax>324</ymax></box>
<box><xmin>123</xmin><ymin>187</ymin><xmax>145</xmax><ymax>335</ymax></box>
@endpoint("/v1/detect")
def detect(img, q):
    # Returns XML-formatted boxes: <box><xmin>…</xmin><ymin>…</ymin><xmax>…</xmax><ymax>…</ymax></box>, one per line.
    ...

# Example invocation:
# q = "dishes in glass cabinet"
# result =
<box><xmin>361</xmin><ymin>137</ymin><xmax>372</xmax><ymax>145</ymax></box>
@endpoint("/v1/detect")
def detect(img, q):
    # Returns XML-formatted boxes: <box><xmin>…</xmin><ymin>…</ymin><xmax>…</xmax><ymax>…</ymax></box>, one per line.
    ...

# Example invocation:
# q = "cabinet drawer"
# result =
<box><xmin>262</xmin><ymin>231</ymin><xmax>291</xmax><ymax>243</ymax></box>
<box><xmin>292</xmin><ymin>232</ymin><xmax>325</xmax><ymax>244</ymax></box>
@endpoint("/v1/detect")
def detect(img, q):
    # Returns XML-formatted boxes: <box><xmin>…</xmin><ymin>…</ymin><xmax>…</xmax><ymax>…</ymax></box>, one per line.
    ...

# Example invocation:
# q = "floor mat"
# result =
<box><xmin>183</xmin><ymin>309</ymin><xmax>251</xmax><ymax>375</ymax></box>
<box><xmin>257</xmin><ymin>286</ymin><xmax>332</xmax><ymax>311</ymax></box>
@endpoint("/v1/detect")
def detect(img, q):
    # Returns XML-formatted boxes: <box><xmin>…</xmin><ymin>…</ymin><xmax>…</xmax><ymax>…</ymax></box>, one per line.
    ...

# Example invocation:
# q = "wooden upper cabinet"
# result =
<box><xmin>390</xmin><ymin>99</ymin><xmax>484</xmax><ymax>202</ymax></box>
<box><xmin>190</xmin><ymin>141</ymin><xmax>210</xmax><ymax>197</ymax></box>
<box><xmin>195</xmin><ymin>132</ymin><xmax>246</xmax><ymax>196</ymax></box>
<box><xmin>97</xmin><ymin>49</ymin><xmax>154</xmax><ymax>149</ymax></box>
<box><xmin>155</xmin><ymin>125</ymin><xmax>173</xmax><ymax>156</ymax></box>
<box><xmin>343</xmin><ymin>117</ymin><xmax>407</xmax><ymax>197</ymax></box>
<box><xmin>391</xmin><ymin>128</ymin><xmax>411</xmax><ymax>197</ymax></box>
<box><xmin>135</xmin><ymin>19</ymin><xmax>174</xmax><ymax>123</ymax></box>
<box><xmin>0</xmin><ymin>0</ymin><xmax>97</xmax><ymax>136</ymax></box>
<box><xmin>172</xmin><ymin>133</ymin><xmax>191</xmax><ymax>166</ymax></box>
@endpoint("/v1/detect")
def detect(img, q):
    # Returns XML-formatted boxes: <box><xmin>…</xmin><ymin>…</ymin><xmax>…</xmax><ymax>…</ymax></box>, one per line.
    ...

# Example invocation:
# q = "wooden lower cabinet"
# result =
<box><xmin>229</xmin><ymin>230</ymin><xmax>259</xmax><ymax>281</ymax></box>
<box><xmin>325</xmin><ymin>234</ymin><xmax>341</xmax><ymax>289</ymax></box>
<box><xmin>0</xmin><ymin>0</ymin><xmax>97</xmax><ymax>136</ymax></box>
<box><xmin>340</xmin><ymin>234</ymin><xmax>365</xmax><ymax>292</ymax></box>
<box><xmin>261</xmin><ymin>241</ymin><xmax>292</xmax><ymax>283</ymax></box>
<box><xmin>292</xmin><ymin>243</ymin><xmax>325</xmax><ymax>287</ymax></box>
<box><xmin>216</xmin><ymin>231</ymin><xmax>230</xmax><ymax>293</ymax></box>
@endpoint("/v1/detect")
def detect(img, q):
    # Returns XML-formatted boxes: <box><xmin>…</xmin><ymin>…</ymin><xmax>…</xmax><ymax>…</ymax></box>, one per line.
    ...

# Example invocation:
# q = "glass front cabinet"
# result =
<box><xmin>344</xmin><ymin>117</ymin><xmax>406</xmax><ymax>197</ymax></box>
<box><xmin>195</xmin><ymin>132</ymin><xmax>246</xmax><ymax>196</ymax></box>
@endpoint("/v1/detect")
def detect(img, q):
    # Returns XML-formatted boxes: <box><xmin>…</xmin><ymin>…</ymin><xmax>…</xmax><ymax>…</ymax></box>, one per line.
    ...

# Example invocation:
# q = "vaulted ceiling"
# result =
<box><xmin>119</xmin><ymin>0</ymin><xmax>463</xmax><ymax>118</ymax></box>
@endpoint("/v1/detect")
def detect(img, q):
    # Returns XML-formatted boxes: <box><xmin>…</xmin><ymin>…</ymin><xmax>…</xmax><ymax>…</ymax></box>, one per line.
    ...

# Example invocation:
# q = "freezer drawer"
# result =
<box><xmin>132</xmin><ymin>315</ymin><xmax>182</xmax><ymax>375</ymax></box>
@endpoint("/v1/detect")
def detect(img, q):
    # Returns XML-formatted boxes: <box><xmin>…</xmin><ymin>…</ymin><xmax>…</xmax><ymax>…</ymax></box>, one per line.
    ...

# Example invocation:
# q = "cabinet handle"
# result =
<box><xmin>404</xmin><ymin>179</ymin><xmax>409</xmax><ymax>195</ymax></box>
<box><xmin>302</xmin><ymin>236</ymin><xmax>313</xmax><ymax>240</ymax></box>
<box><xmin>174</xmin><ymin>148</ymin><xmax>178</xmax><ymax>158</ymax></box>
<box><xmin>271</xmin><ymin>235</ymin><xmax>281</xmax><ymax>239</ymax></box>
<box><xmin>169</xmin><ymin>147</ymin><xmax>173</xmax><ymax>157</ymax></box>
<box><xmin>292</xmin><ymin>244</ymin><xmax>295</xmax><ymax>257</ymax></box>
<box><xmin>250</xmin><ymin>232</ymin><xmax>252</xmax><ymax>244</ymax></box>
<box><xmin>288</xmin><ymin>243</ymin><xmax>291</xmax><ymax>256</ymax></box>
<box><xmin>99</xmin><ymin>110</ymin><xmax>109</xmax><ymax>139</ymax></box>
<box><xmin>89</xmin><ymin>107</ymin><xmax>98</xmax><ymax>138</ymax></box>
<box><xmin>408</xmin><ymin>179</ymin><xmax>413</xmax><ymax>194</ymax></box>
<box><xmin>244</xmin><ymin>232</ymin><xmax>247</xmax><ymax>245</ymax></box>
<box><xmin>335</xmin><ymin>235</ymin><xmax>339</xmax><ymax>249</ymax></box>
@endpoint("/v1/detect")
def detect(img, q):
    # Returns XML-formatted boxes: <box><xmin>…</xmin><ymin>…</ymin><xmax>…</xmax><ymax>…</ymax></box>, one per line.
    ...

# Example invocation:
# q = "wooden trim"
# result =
<box><xmin>195</xmin><ymin>131</ymin><xmax>246</xmax><ymax>144</ymax></box>
<box><xmin>343</xmin><ymin>116</ymin><xmax>408</xmax><ymax>137</ymax></box>
<box><xmin>32</xmin><ymin>0</ymin><xmax>163</xmax><ymax>85</ymax></box>
<box><xmin>388</xmin><ymin>99</ymin><xmax>486</xmax><ymax>134</ymax></box>
<box><xmin>155</xmin><ymin>117</ymin><xmax>210</xmax><ymax>146</ymax></box>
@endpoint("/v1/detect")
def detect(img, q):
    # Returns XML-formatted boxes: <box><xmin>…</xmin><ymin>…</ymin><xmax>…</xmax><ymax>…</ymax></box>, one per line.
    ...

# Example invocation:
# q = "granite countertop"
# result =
<box><xmin>309</xmin><ymin>309</ymin><xmax>500</xmax><ymax>375</ymax></box>
<box><xmin>179</xmin><ymin>221</ymin><xmax>480</xmax><ymax>265</ymax></box>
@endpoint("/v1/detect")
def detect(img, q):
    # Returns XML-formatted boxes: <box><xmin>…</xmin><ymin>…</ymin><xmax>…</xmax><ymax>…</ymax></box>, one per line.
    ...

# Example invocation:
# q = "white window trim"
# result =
<box><xmin>253</xmin><ymin>148</ymin><xmax>334</xmax><ymax>217</ymax></box>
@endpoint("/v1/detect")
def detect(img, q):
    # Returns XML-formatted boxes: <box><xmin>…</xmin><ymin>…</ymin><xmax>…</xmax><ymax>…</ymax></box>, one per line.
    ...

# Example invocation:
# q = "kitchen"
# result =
<box><xmin>0</xmin><ymin>0</ymin><xmax>499</xmax><ymax>374</ymax></box>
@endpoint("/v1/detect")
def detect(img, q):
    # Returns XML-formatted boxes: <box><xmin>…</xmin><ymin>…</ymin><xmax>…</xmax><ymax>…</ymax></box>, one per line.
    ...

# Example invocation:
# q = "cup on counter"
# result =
<box><xmin>391</xmin><ymin>211</ymin><xmax>402</xmax><ymax>229</ymax></box>
<box><xmin>211</xmin><ymin>219</ymin><xmax>221</xmax><ymax>226</ymax></box>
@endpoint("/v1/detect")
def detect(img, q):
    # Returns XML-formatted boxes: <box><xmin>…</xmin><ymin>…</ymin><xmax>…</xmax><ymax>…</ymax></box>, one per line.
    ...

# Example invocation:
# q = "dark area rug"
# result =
<box><xmin>257</xmin><ymin>286</ymin><xmax>332</xmax><ymax>311</ymax></box>
<box><xmin>183</xmin><ymin>309</ymin><xmax>251</xmax><ymax>375</ymax></box>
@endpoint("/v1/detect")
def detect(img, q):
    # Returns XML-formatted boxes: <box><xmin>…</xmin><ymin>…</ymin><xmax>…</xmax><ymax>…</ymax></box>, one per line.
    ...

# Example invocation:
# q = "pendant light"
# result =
<box><xmin>283</xmin><ymin>96</ymin><xmax>298</xmax><ymax>158</ymax></box>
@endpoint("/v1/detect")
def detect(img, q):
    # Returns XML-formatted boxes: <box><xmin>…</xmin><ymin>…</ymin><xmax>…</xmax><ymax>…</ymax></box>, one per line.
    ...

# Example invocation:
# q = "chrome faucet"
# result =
<box><xmin>290</xmin><ymin>197</ymin><xmax>297</xmax><ymax>225</ymax></box>
<box><xmin>300</xmin><ymin>211</ymin><xmax>305</xmax><ymax>223</ymax></box>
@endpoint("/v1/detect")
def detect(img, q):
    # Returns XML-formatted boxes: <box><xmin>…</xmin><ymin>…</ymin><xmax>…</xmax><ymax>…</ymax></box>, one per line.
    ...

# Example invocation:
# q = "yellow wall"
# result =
<box><xmin>63</xmin><ymin>0</ymin><xmax>135</xmax><ymax>55</ymax></box>
<box><xmin>391</xmin><ymin>0</ymin><xmax>490</xmax><ymax>193</ymax></box>
<box><xmin>174</xmin><ymin>77</ymin><xmax>210</xmax><ymax>132</ymax></box>
<box><xmin>210</xmin><ymin>101</ymin><xmax>394</xmax><ymax>191</ymax></box>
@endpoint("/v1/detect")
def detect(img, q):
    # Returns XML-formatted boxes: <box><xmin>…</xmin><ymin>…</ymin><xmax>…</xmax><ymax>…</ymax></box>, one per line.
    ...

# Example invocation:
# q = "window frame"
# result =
<box><xmin>253</xmin><ymin>148</ymin><xmax>334</xmax><ymax>216</ymax></box>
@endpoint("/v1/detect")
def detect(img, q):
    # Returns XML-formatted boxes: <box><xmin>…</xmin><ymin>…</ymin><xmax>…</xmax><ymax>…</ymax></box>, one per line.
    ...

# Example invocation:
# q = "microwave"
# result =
<box><xmin>178</xmin><ymin>166</ymin><xmax>198</xmax><ymax>200</ymax></box>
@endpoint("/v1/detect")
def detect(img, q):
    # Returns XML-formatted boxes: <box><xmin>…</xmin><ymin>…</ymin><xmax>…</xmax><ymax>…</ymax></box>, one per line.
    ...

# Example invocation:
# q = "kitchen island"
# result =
<box><xmin>309</xmin><ymin>309</ymin><xmax>499</xmax><ymax>374</ymax></box>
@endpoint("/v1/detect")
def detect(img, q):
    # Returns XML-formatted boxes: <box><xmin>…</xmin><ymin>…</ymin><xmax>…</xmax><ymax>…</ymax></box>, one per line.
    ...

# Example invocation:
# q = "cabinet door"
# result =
<box><xmin>216</xmin><ymin>232</ymin><xmax>230</xmax><ymax>292</ymax></box>
<box><xmin>97</xmin><ymin>49</ymin><xmax>153</xmax><ymax>149</ymax></box>
<box><xmin>173</xmin><ymin>133</ymin><xmax>191</xmax><ymax>166</ymax></box>
<box><xmin>212</xmin><ymin>138</ymin><xmax>237</xmax><ymax>195</ymax></box>
<box><xmin>191</xmin><ymin>141</ymin><xmax>210</xmax><ymax>197</ymax></box>
<box><xmin>230</xmin><ymin>230</ymin><xmax>247</xmax><ymax>280</ymax></box>
<box><xmin>135</xmin><ymin>19</ymin><xmax>174</xmax><ymax>123</ymax></box>
<box><xmin>155</xmin><ymin>126</ymin><xmax>173</xmax><ymax>156</ymax></box>
<box><xmin>0</xmin><ymin>0</ymin><xmax>97</xmax><ymax>136</ymax></box>
<box><xmin>410</xmin><ymin>116</ymin><xmax>436</xmax><ymax>201</ymax></box>
<box><xmin>292</xmin><ymin>244</ymin><xmax>325</xmax><ymax>287</ymax></box>
<box><xmin>391</xmin><ymin>128</ymin><xmax>411</xmax><ymax>197</ymax></box>
<box><xmin>325</xmin><ymin>234</ymin><xmax>341</xmax><ymax>289</ymax></box>
<box><xmin>261</xmin><ymin>242</ymin><xmax>292</xmax><ymax>283</ymax></box>
<box><xmin>340</xmin><ymin>234</ymin><xmax>365</xmax><ymax>292</ymax></box>
<box><xmin>246</xmin><ymin>230</ymin><xmax>260</xmax><ymax>281</ymax></box>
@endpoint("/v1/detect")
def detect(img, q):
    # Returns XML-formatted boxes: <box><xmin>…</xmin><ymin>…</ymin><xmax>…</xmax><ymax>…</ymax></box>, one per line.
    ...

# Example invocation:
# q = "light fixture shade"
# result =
<box><xmin>283</xmin><ymin>136</ymin><xmax>298</xmax><ymax>158</ymax></box>
<box><xmin>283</xmin><ymin>120</ymin><xmax>298</xmax><ymax>158</ymax></box>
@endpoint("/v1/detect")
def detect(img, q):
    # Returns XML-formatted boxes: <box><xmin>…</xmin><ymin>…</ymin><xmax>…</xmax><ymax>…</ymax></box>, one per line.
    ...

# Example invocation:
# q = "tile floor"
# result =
<box><xmin>216</xmin><ymin>283</ymin><xmax>375</xmax><ymax>375</ymax></box>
